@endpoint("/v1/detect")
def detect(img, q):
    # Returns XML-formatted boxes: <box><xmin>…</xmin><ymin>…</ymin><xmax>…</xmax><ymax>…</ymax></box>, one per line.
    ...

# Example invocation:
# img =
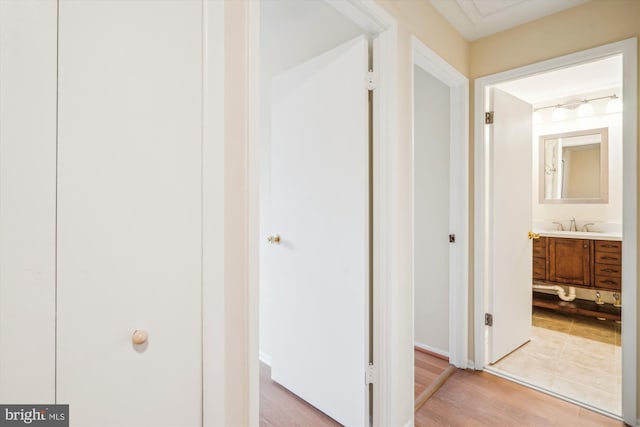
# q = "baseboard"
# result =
<box><xmin>259</xmin><ymin>351</ymin><xmax>272</xmax><ymax>367</ymax></box>
<box><xmin>414</xmin><ymin>342</ymin><xmax>449</xmax><ymax>360</ymax></box>
<box><xmin>402</xmin><ymin>419</ymin><xmax>414</xmax><ymax>427</ymax></box>
<box><xmin>467</xmin><ymin>359</ymin><xmax>476</xmax><ymax>370</ymax></box>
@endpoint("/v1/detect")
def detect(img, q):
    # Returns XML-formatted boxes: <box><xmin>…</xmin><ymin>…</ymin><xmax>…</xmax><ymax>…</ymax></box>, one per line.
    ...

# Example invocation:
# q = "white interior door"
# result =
<box><xmin>489</xmin><ymin>88</ymin><xmax>533</xmax><ymax>364</ymax></box>
<box><xmin>268</xmin><ymin>36</ymin><xmax>369</xmax><ymax>427</ymax></box>
<box><xmin>56</xmin><ymin>2</ymin><xmax>203</xmax><ymax>425</ymax></box>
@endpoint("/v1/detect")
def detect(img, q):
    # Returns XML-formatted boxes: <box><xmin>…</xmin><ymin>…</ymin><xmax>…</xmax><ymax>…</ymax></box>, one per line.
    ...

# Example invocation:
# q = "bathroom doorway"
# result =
<box><xmin>474</xmin><ymin>38</ymin><xmax>637</xmax><ymax>423</ymax></box>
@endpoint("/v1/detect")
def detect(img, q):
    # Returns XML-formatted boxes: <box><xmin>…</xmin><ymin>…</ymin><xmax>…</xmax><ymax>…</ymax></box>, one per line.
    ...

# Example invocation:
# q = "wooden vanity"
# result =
<box><xmin>532</xmin><ymin>235</ymin><xmax>622</xmax><ymax>320</ymax></box>
<box><xmin>533</xmin><ymin>236</ymin><xmax>621</xmax><ymax>291</ymax></box>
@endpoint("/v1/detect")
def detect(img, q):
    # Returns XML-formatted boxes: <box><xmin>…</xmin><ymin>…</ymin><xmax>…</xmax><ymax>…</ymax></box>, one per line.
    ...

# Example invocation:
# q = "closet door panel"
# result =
<box><xmin>0</xmin><ymin>0</ymin><xmax>57</xmax><ymax>403</ymax></box>
<box><xmin>57</xmin><ymin>2</ymin><xmax>203</xmax><ymax>425</ymax></box>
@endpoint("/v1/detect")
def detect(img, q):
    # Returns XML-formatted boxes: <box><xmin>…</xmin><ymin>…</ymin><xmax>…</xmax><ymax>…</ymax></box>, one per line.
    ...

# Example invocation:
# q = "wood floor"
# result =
<box><xmin>260</xmin><ymin>362</ymin><xmax>340</xmax><ymax>427</ymax></box>
<box><xmin>261</xmin><ymin>355</ymin><xmax>625</xmax><ymax>427</ymax></box>
<box><xmin>414</xmin><ymin>349</ymin><xmax>450</xmax><ymax>398</ymax></box>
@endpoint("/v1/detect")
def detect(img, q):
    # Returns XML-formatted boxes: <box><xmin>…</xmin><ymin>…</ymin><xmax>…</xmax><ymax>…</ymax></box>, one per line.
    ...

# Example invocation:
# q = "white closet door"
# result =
<box><xmin>268</xmin><ymin>36</ymin><xmax>370</xmax><ymax>427</ymax></box>
<box><xmin>489</xmin><ymin>88</ymin><xmax>533</xmax><ymax>364</ymax></box>
<box><xmin>0</xmin><ymin>0</ymin><xmax>57</xmax><ymax>402</ymax></box>
<box><xmin>57</xmin><ymin>2</ymin><xmax>203</xmax><ymax>425</ymax></box>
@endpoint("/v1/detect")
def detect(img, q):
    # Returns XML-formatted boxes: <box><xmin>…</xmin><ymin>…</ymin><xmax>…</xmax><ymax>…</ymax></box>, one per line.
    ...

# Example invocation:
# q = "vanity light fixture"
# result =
<box><xmin>534</xmin><ymin>93</ymin><xmax>621</xmax><ymax>121</ymax></box>
<box><xmin>551</xmin><ymin>107</ymin><xmax>568</xmax><ymax>121</ymax></box>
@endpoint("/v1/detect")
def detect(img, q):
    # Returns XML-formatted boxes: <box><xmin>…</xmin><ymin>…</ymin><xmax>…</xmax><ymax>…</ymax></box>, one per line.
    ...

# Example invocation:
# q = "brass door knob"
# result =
<box><xmin>267</xmin><ymin>234</ymin><xmax>281</xmax><ymax>245</ymax></box>
<box><xmin>132</xmin><ymin>329</ymin><xmax>148</xmax><ymax>345</ymax></box>
<box><xmin>528</xmin><ymin>231</ymin><xmax>540</xmax><ymax>240</ymax></box>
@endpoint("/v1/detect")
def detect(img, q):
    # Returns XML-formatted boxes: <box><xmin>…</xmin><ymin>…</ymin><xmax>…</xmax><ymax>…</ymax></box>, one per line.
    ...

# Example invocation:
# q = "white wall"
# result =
<box><xmin>532</xmin><ymin>88</ymin><xmax>623</xmax><ymax>227</ymax></box>
<box><xmin>259</xmin><ymin>0</ymin><xmax>363</xmax><ymax>364</ymax></box>
<box><xmin>413</xmin><ymin>66</ymin><xmax>450</xmax><ymax>355</ymax></box>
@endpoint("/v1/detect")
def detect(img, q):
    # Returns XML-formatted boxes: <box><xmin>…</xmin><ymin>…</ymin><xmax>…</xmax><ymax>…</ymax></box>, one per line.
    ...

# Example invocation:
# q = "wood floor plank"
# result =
<box><xmin>416</xmin><ymin>369</ymin><xmax>625</xmax><ymax>427</ymax></box>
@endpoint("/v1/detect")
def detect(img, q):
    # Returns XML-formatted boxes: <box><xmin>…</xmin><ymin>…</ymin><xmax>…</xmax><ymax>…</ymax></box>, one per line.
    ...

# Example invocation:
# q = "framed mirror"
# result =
<box><xmin>539</xmin><ymin>127</ymin><xmax>608</xmax><ymax>204</ymax></box>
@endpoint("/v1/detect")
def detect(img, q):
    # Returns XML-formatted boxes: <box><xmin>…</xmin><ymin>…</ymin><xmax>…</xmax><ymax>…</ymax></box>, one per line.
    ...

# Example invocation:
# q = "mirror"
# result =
<box><xmin>539</xmin><ymin>127</ymin><xmax>608</xmax><ymax>204</ymax></box>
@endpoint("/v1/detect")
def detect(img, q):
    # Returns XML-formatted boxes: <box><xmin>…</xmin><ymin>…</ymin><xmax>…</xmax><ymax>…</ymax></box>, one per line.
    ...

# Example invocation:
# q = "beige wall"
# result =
<box><xmin>469</xmin><ymin>0</ymin><xmax>640</xmax><ymax>419</ymax></box>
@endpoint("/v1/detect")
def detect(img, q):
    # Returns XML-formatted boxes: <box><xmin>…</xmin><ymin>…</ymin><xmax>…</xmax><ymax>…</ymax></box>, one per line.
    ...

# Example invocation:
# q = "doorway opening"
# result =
<box><xmin>249</xmin><ymin>1</ymin><xmax>398</xmax><ymax>426</ymax></box>
<box><xmin>410</xmin><ymin>37</ymin><xmax>469</xmax><ymax>409</ymax></box>
<box><xmin>474</xmin><ymin>38</ymin><xmax>637</xmax><ymax>424</ymax></box>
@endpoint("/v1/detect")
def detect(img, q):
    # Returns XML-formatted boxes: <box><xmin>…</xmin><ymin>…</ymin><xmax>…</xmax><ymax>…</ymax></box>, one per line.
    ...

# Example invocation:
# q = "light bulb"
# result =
<box><xmin>552</xmin><ymin>107</ymin><xmax>567</xmax><ymax>121</ymax></box>
<box><xmin>576</xmin><ymin>102</ymin><xmax>593</xmax><ymax>117</ymax></box>
<box><xmin>607</xmin><ymin>96</ymin><xmax>622</xmax><ymax>113</ymax></box>
<box><xmin>532</xmin><ymin>111</ymin><xmax>541</xmax><ymax>124</ymax></box>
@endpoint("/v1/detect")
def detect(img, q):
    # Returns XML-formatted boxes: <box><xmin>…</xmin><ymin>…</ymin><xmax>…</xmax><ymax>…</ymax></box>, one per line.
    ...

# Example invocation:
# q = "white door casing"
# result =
<box><xmin>57</xmin><ymin>2</ymin><xmax>203</xmax><ymax>425</ymax></box>
<box><xmin>488</xmin><ymin>88</ymin><xmax>533</xmax><ymax>364</ymax></box>
<box><xmin>268</xmin><ymin>36</ymin><xmax>369</xmax><ymax>427</ymax></box>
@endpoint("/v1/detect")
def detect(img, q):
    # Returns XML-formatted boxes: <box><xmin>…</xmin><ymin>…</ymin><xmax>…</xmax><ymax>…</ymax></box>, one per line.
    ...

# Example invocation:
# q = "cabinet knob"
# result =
<box><xmin>132</xmin><ymin>329</ymin><xmax>148</xmax><ymax>345</ymax></box>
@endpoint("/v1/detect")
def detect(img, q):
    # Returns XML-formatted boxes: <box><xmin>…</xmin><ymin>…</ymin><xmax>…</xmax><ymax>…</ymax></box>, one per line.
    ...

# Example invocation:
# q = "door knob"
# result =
<box><xmin>267</xmin><ymin>234</ymin><xmax>281</xmax><ymax>245</ymax></box>
<box><xmin>132</xmin><ymin>329</ymin><xmax>148</xmax><ymax>345</ymax></box>
<box><xmin>528</xmin><ymin>231</ymin><xmax>540</xmax><ymax>240</ymax></box>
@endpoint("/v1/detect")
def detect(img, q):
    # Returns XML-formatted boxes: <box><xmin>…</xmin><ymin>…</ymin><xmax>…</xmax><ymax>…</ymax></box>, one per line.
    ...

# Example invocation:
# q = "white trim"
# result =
<box><xmin>248</xmin><ymin>1</ymin><xmax>261</xmax><ymax>426</ymax></box>
<box><xmin>411</xmin><ymin>37</ymin><xmax>469</xmax><ymax>370</ymax></box>
<box><xmin>473</xmin><ymin>37</ymin><xmax>637</xmax><ymax>425</ymax></box>
<box><xmin>414</xmin><ymin>342</ymin><xmax>449</xmax><ymax>359</ymax></box>
<box><xmin>202</xmin><ymin>0</ymin><xmax>225</xmax><ymax>425</ymax></box>
<box><xmin>259</xmin><ymin>352</ymin><xmax>272</xmax><ymax>367</ymax></box>
<box><xmin>247</xmin><ymin>1</ymin><xmax>398</xmax><ymax>426</ymax></box>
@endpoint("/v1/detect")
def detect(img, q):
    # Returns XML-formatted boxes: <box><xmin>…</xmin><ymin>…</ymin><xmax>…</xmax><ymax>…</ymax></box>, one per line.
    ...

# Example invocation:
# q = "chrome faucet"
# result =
<box><xmin>582</xmin><ymin>223</ymin><xmax>595</xmax><ymax>232</ymax></box>
<box><xmin>552</xmin><ymin>221</ymin><xmax>564</xmax><ymax>231</ymax></box>
<box><xmin>569</xmin><ymin>217</ymin><xmax>577</xmax><ymax>232</ymax></box>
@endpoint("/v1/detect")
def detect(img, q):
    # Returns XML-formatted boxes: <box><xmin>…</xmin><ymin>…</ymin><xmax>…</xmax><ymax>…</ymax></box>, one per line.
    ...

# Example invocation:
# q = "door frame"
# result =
<box><xmin>247</xmin><ymin>2</ymin><xmax>398</xmax><ymax>426</ymax></box>
<box><xmin>411</xmin><ymin>37</ymin><xmax>469</xmax><ymax>369</ymax></box>
<box><xmin>473</xmin><ymin>38</ymin><xmax>638</xmax><ymax>424</ymax></box>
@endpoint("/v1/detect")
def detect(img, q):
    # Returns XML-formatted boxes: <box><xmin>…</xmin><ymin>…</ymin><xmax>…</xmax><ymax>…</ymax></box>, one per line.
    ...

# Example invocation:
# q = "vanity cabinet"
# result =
<box><xmin>532</xmin><ymin>236</ymin><xmax>622</xmax><ymax>291</ymax></box>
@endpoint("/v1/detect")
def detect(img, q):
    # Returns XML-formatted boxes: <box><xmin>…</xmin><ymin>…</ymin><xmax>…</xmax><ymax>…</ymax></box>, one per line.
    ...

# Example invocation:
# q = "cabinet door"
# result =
<box><xmin>56</xmin><ymin>2</ymin><xmax>203</xmax><ymax>425</ymax></box>
<box><xmin>549</xmin><ymin>238</ymin><xmax>591</xmax><ymax>286</ymax></box>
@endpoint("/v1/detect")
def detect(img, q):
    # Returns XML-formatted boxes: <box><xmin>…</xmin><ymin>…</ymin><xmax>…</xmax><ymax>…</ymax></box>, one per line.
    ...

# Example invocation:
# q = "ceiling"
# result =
<box><xmin>496</xmin><ymin>55</ymin><xmax>622</xmax><ymax>105</ymax></box>
<box><xmin>430</xmin><ymin>0</ymin><xmax>590</xmax><ymax>41</ymax></box>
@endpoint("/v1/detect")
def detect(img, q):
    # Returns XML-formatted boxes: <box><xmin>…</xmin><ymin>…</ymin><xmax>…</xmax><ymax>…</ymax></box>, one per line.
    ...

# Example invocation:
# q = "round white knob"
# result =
<box><xmin>132</xmin><ymin>329</ymin><xmax>148</xmax><ymax>345</ymax></box>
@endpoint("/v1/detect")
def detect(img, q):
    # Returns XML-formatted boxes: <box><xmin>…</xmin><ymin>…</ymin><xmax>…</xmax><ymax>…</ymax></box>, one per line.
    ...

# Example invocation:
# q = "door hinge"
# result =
<box><xmin>485</xmin><ymin>111</ymin><xmax>494</xmax><ymax>124</ymax></box>
<box><xmin>366</xmin><ymin>70</ymin><xmax>377</xmax><ymax>91</ymax></box>
<box><xmin>485</xmin><ymin>313</ymin><xmax>493</xmax><ymax>326</ymax></box>
<box><xmin>449</xmin><ymin>234</ymin><xmax>456</xmax><ymax>243</ymax></box>
<box><xmin>365</xmin><ymin>363</ymin><xmax>375</xmax><ymax>385</ymax></box>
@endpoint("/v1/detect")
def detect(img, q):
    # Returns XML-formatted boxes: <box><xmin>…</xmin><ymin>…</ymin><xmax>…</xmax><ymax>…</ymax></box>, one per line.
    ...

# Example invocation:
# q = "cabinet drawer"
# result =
<box><xmin>594</xmin><ymin>276</ymin><xmax>621</xmax><ymax>290</ymax></box>
<box><xmin>595</xmin><ymin>263</ymin><xmax>622</xmax><ymax>277</ymax></box>
<box><xmin>594</xmin><ymin>240</ymin><xmax>622</xmax><ymax>253</ymax></box>
<box><xmin>595</xmin><ymin>252</ymin><xmax>621</xmax><ymax>265</ymax></box>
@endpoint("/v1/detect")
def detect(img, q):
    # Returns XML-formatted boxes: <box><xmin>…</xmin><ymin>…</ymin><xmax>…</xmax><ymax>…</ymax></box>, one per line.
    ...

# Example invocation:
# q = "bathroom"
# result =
<box><xmin>489</xmin><ymin>54</ymin><xmax>624</xmax><ymax>417</ymax></box>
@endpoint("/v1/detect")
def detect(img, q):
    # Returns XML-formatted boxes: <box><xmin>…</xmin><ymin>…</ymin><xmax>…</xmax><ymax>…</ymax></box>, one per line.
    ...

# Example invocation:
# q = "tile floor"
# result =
<box><xmin>491</xmin><ymin>307</ymin><xmax>621</xmax><ymax>415</ymax></box>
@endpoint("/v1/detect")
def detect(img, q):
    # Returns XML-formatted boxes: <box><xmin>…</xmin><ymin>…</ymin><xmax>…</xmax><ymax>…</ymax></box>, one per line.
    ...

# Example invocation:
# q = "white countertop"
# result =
<box><xmin>534</xmin><ymin>229</ymin><xmax>623</xmax><ymax>241</ymax></box>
